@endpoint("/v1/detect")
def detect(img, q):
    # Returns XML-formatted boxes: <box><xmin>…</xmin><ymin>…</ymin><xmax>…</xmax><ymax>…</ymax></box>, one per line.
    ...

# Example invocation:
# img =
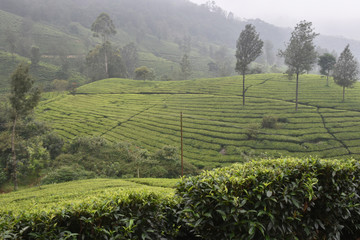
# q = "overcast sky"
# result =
<box><xmin>189</xmin><ymin>0</ymin><xmax>360</xmax><ymax>40</ymax></box>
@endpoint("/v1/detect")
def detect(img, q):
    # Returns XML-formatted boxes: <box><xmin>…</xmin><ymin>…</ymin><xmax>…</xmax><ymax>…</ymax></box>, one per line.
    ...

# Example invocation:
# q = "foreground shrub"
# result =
<box><xmin>41</xmin><ymin>165</ymin><xmax>96</xmax><ymax>184</ymax></box>
<box><xmin>2</xmin><ymin>158</ymin><xmax>360</xmax><ymax>239</ymax></box>
<box><xmin>0</xmin><ymin>192</ymin><xmax>196</xmax><ymax>240</ymax></box>
<box><xmin>176</xmin><ymin>158</ymin><xmax>360</xmax><ymax>239</ymax></box>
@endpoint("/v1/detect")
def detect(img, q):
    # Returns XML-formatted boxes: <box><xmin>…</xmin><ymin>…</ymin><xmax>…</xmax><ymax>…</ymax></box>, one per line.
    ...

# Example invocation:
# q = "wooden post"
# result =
<box><xmin>180</xmin><ymin>112</ymin><xmax>184</xmax><ymax>177</ymax></box>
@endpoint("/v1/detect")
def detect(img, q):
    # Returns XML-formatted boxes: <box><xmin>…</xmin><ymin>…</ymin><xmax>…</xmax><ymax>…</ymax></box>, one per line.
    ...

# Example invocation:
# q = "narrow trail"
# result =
<box><xmin>100</xmin><ymin>96</ymin><xmax>171</xmax><ymax>137</ymax></box>
<box><xmin>100</xmin><ymin>104</ymin><xmax>158</xmax><ymax>136</ymax></box>
<box><xmin>316</xmin><ymin>107</ymin><xmax>352</xmax><ymax>155</ymax></box>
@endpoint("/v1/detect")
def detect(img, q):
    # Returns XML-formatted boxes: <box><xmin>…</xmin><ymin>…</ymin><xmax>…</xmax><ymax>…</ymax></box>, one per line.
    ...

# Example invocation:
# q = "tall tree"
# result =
<box><xmin>279</xmin><ymin>21</ymin><xmax>318</xmax><ymax>111</ymax></box>
<box><xmin>333</xmin><ymin>45</ymin><xmax>359</xmax><ymax>102</ymax></box>
<box><xmin>235</xmin><ymin>24</ymin><xmax>263</xmax><ymax>105</ymax></box>
<box><xmin>318</xmin><ymin>53</ymin><xmax>336</xmax><ymax>86</ymax></box>
<box><xmin>86</xmin><ymin>43</ymin><xmax>126</xmax><ymax>81</ymax></box>
<box><xmin>121</xmin><ymin>42</ymin><xmax>139</xmax><ymax>78</ymax></box>
<box><xmin>264</xmin><ymin>40</ymin><xmax>275</xmax><ymax>66</ymax></box>
<box><xmin>9</xmin><ymin>63</ymin><xmax>41</xmax><ymax>190</ymax></box>
<box><xmin>5</xmin><ymin>28</ymin><xmax>16</xmax><ymax>61</ymax></box>
<box><xmin>180</xmin><ymin>54</ymin><xmax>192</xmax><ymax>80</ymax></box>
<box><xmin>30</xmin><ymin>46</ymin><xmax>41</xmax><ymax>67</ymax></box>
<box><xmin>91</xmin><ymin>12</ymin><xmax>117</xmax><ymax>78</ymax></box>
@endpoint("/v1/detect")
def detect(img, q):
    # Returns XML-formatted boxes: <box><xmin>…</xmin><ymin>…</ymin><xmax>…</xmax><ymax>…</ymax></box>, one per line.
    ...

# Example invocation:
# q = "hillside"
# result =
<box><xmin>0</xmin><ymin>50</ymin><xmax>88</xmax><ymax>93</ymax></box>
<box><xmin>2</xmin><ymin>0</ymin><xmax>360</xmax><ymax>88</ymax></box>
<box><xmin>0</xmin><ymin>9</ymin><xmax>88</xmax><ymax>55</ymax></box>
<box><xmin>35</xmin><ymin>74</ymin><xmax>360</xmax><ymax>169</ymax></box>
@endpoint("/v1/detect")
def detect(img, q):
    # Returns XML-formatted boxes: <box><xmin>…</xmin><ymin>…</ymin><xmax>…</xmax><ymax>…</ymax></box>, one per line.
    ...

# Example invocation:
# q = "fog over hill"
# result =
<box><xmin>1</xmin><ymin>0</ymin><xmax>360</xmax><ymax>78</ymax></box>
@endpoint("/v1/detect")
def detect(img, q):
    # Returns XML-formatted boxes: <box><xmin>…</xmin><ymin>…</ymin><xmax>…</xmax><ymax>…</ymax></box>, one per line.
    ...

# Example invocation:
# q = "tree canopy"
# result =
<box><xmin>235</xmin><ymin>24</ymin><xmax>263</xmax><ymax>105</ymax></box>
<box><xmin>318</xmin><ymin>53</ymin><xmax>336</xmax><ymax>86</ymax></box>
<box><xmin>91</xmin><ymin>12</ymin><xmax>117</xmax><ymax>43</ymax></box>
<box><xmin>333</xmin><ymin>45</ymin><xmax>359</xmax><ymax>102</ymax></box>
<box><xmin>9</xmin><ymin>63</ymin><xmax>41</xmax><ymax>190</ymax></box>
<box><xmin>279</xmin><ymin>20</ymin><xmax>318</xmax><ymax>111</ymax></box>
<box><xmin>180</xmin><ymin>54</ymin><xmax>192</xmax><ymax>80</ymax></box>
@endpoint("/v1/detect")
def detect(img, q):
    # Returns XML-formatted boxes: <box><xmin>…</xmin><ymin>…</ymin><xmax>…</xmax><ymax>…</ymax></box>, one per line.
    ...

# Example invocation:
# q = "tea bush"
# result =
<box><xmin>0</xmin><ymin>192</ymin><xmax>196</xmax><ymax>240</ymax></box>
<box><xmin>261</xmin><ymin>115</ymin><xmax>277</xmax><ymax>129</ymax></box>
<box><xmin>2</xmin><ymin>158</ymin><xmax>360</xmax><ymax>239</ymax></box>
<box><xmin>176</xmin><ymin>158</ymin><xmax>360</xmax><ymax>239</ymax></box>
<box><xmin>41</xmin><ymin>165</ymin><xmax>96</xmax><ymax>184</ymax></box>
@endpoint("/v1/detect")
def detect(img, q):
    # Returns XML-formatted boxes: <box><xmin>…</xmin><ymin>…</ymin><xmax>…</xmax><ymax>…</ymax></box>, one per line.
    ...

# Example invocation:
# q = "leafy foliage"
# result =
<box><xmin>2</xmin><ymin>158</ymin><xmax>360</xmax><ymax>239</ymax></box>
<box><xmin>235</xmin><ymin>24</ymin><xmax>263</xmax><ymax>75</ymax></box>
<box><xmin>9</xmin><ymin>64</ymin><xmax>41</xmax><ymax>118</ymax></box>
<box><xmin>30</xmin><ymin>46</ymin><xmax>41</xmax><ymax>67</ymax></box>
<box><xmin>261</xmin><ymin>115</ymin><xmax>277</xmax><ymax>129</ymax></box>
<box><xmin>333</xmin><ymin>45</ymin><xmax>359</xmax><ymax>102</ymax></box>
<box><xmin>41</xmin><ymin>165</ymin><xmax>96</xmax><ymax>184</ymax></box>
<box><xmin>9</xmin><ymin>63</ymin><xmax>41</xmax><ymax>190</ymax></box>
<box><xmin>134</xmin><ymin>66</ymin><xmax>155</xmax><ymax>80</ymax></box>
<box><xmin>180</xmin><ymin>53</ymin><xmax>192</xmax><ymax>80</ymax></box>
<box><xmin>176</xmin><ymin>158</ymin><xmax>360</xmax><ymax>239</ymax></box>
<box><xmin>0</xmin><ymin>180</ymin><xmax>185</xmax><ymax>239</ymax></box>
<box><xmin>318</xmin><ymin>53</ymin><xmax>336</xmax><ymax>86</ymax></box>
<box><xmin>86</xmin><ymin>43</ymin><xmax>127</xmax><ymax>81</ymax></box>
<box><xmin>235</xmin><ymin>24</ymin><xmax>263</xmax><ymax>105</ymax></box>
<box><xmin>91</xmin><ymin>12</ymin><xmax>116</xmax><ymax>43</ymax></box>
<box><xmin>279</xmin><ymin>20</ymin><xmax>318</xmax><ymax>111</ymax></box>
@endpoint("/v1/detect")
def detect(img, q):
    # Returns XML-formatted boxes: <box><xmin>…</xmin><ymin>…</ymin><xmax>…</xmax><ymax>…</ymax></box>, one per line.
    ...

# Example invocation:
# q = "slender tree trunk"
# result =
<box><xmin>104</xmin><ymin>45</ymin><xmax>109</xmax><ymax>78</ymax></box>
<box><xmin>242</xmin><ymin>72</ymin><xmax>245</xmax><ymax>106</ymax></box>
<box><xmin>11</xmin><ymin>114</ymin><xmax>18</xmax><ymax>191</ymax></box>
<box><xmin>137</xmin><ymin>166</ymin><xmax>140</xmax><ymax>178</ymax></box>
<box><xmin>343</xmin><ymin>86</ymin><xmax>345</xmax><ymax>102</ymax></box>
<box><xmin>295</xmin><ymin>72</ymin><xmax>299</xmax><ymax>111</ymax></box>
<box><xmin>326</xmin><ymin>74</ymin><xmax>329</xmax><ymax>86</ymax></box>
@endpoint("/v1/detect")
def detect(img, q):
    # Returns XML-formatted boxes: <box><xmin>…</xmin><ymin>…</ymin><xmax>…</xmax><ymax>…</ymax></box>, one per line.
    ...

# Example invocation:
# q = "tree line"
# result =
<box><xmin>235</xmin><ymin>20</ymin><xmax>359</xmax><ymax>109</ymax></box>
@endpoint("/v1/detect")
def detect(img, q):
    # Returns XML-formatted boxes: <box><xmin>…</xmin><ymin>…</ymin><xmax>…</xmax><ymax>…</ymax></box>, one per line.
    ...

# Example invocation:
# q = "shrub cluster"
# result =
<box><xmin>41</xmin><ymin>165</ymin><xmax>96</xmax><ymax>184</ymax></box>
<box><xmin>177</xmin><ymin>158</ymin><xmax>360</xmax><ymax>239</ymax></box>
<box><xmin>1</xmin><ymin>158</ymin><xmax>360</xmax><ymax>239</ymax></box>
<box><xmin>261</xmin><ymin>115</ymin><xmax>278</xmax><ymax>128</ymax></box>
<box><xmin>0</xmin><ymin>192</ymin><xmax>196</xmax><ymax>240</ymax></box>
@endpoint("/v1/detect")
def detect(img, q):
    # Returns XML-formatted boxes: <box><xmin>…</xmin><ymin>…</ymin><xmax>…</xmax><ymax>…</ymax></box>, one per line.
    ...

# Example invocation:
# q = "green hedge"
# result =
<box><xmin>176</xmin><ymin>158</ymin><xmax>360</xmax><ymax>239</ymax></box>
<box><xmin>1</xmin><ymin>158</ymin><xmax>360</xmax><ymax>239</ymax></box>
<box><xmin>0</xmin><ymin>192</ymin><xmax>196</xmax><ymax>240</ymax></box>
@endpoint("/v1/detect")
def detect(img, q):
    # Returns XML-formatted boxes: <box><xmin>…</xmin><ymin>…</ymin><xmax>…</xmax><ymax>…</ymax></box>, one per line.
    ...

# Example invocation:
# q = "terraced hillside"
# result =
<box><xmin>0</xmin><ymin>50</ymin><xmax>88</xmax><ymax>93</ymax></box>
<box><xmin>0</xmin><ymin>10</ymin><xmax>87</xmax><ymax>55</ymax></box>
<box><xmin>35</xmin><ymin>74</ymin><xmax>360</xmax><ymax>168</ymax></box>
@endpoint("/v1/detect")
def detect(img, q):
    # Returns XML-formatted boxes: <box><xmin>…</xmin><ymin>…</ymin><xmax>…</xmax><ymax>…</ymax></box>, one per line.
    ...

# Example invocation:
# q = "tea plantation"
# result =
<box><xmin>35</xmin><ymin>73</ymin><xmax>360</xmax><ymax>169</ymax></box>
<box><xmin>0</xmin><ymin>178</ymin><xmax>177</xmax><ymax>214</ymax></box>
<box><xmin>2</xmin><ymin>158</ymin><xmax>360</xmax><ymax>239</ymax></box>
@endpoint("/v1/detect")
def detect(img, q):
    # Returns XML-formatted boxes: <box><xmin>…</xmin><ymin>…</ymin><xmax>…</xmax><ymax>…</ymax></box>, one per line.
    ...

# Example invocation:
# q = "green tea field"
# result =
<box><xmin>0</xmin><ymin>178</ymin><xmax>177</xmax><ymax>214</ymax></box>
<box><xmin>35</xmin><ymin>73</ymin><xmax>360</xmax><ymax>168</ymax></box>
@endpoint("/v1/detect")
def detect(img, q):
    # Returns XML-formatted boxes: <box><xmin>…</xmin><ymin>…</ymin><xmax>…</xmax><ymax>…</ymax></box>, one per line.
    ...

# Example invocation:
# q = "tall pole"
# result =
<box><xmin>180</xmin><ymin>112</ymin><xmax>184</xmax><ymax>177</ymax></box>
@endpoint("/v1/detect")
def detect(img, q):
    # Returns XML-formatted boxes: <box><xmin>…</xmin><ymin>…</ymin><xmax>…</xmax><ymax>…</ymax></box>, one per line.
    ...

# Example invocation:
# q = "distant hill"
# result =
<box><xmin>1</xmin><ymin>0</ymin><xmax>360</xmax><ymax>93</ymax></box>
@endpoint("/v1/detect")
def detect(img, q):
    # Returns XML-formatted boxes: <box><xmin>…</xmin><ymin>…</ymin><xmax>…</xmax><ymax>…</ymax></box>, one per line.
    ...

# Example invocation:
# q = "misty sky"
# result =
<box><xmin>189</xmin><ymin>0</ymin><xmax>360</xmax><ymax>40</ymax></box>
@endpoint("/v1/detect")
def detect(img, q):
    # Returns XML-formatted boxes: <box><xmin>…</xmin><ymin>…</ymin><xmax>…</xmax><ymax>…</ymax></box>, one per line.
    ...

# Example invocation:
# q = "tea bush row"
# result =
<box><xmin>2</xmin><ymin>158</ymin><xmax>360</xmax><ymax>239</ymax></box>
<box><xmin>177</xmin><ymin>157</ymin><xmax>360</xmax><ymax>239</ymax></box>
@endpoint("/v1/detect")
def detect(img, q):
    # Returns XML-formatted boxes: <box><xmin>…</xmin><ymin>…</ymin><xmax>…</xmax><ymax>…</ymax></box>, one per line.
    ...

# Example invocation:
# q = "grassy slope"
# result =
<box><xmin>0</xmin><ymin>10</ymin><xmax>87</xmax><ymax>55</ymax></box>
<box><xmin>35</xmin><ymin>73</ymin><xmax>360</xmax><ymax>168</ymax></box>
<box><xmin>0</xmin><ymin>50</ymin><xmax>88</xmax><ymax>93</ymax></box>
<box><xmin>0</xmin><ymin>8</ymin><xmax>216</xmax><ymax>81</ymax></box>
<box><xmin>0</xmin><ymin>178</ymin><xmax>177</xmax><ymax>214</ymax></box>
